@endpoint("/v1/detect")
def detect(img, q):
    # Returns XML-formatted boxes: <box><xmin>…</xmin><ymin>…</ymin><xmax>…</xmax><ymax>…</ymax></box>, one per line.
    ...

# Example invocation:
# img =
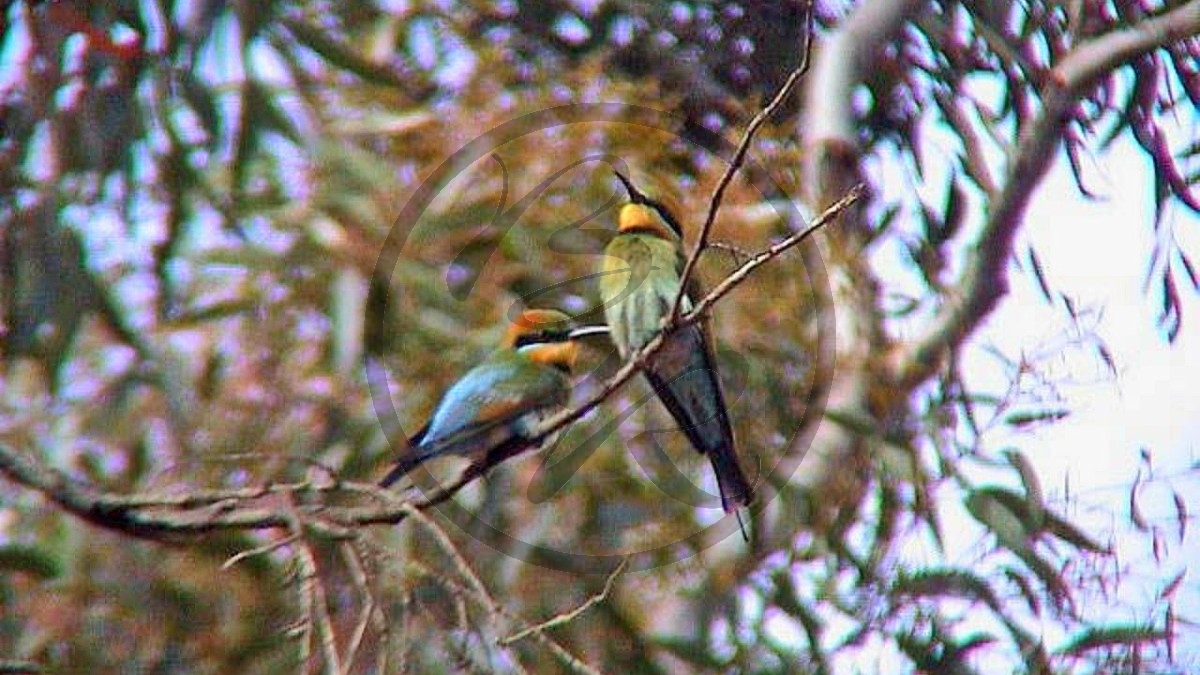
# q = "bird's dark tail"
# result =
<box><xmin>378</xmin><ymin>451</ymin><xmax>425</xmax><ymax>488</ymax></box>
<box><xmin>643</xmin><ymin>351</ymin><xmax>755</xmax><ymax>539</ymax></box>
<box><xmin>709</xmin><ymin>444</ymin><xmax>755</xmax><ymax>542</ymax></box>
<box><xmin>709</xmin><ymin>446</ymin><xmax>754</xmax><ymax>512</ymax></box>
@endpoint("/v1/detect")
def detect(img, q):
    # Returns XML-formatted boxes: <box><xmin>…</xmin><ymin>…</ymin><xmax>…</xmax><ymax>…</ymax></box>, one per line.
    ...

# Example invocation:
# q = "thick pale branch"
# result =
<box><xmin>786</xmin><ymin>0</ymin><xmax>922</xmax><ymax>501</ymax></box>
<box><xmin>896</xmin><ymin>1</ymin><xmax>1200</xmax><ymax>388</ymax></box>
<box><xmin>805</xmin><ymin>0</ymin><xmax>925</xmax><ymax>198</ymax></box>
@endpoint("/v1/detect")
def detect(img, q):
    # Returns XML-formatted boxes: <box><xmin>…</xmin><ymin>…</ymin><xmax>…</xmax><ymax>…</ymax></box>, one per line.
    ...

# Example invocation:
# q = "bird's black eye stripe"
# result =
<box><xmin>514</xmin><ymin>329</ymin><xmax>572</xmax><ymax>348</ymax></box>
<box><xmin>648</xmin><ymin>201</ymin><xmax>684</xmax><ymax>237</ymax></box>
<box><xmin>613</xmin><ymin>170</ymin><xmax>683</xmax><ymax>236</ymax></box>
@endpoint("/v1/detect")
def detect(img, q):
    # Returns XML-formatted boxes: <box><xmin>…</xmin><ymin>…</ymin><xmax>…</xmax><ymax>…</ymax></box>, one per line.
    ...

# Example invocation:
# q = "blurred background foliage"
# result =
<box><xmin>1</xmin><ymin>1</ymin><xmax>1196</xmax><ymax>673</ymax></box>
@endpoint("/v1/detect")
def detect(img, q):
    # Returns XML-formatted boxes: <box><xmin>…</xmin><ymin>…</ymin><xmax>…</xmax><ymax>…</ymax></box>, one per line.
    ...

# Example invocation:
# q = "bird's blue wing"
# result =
<box><xmin>415</xmin><ymin>357</ymin><xmax>566</xmax><ymax>463</ymax></box>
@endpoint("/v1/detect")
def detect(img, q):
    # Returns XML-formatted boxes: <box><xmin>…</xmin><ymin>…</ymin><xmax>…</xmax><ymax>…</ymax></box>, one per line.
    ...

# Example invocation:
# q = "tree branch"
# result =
<box><xmin>671</xmin><ymin>1</ymin><xmax>815</xmax><ymax>319</ymax></box>
<box><xmin>402</xmin><ymin>503</ymin><xmax>602</xmax><ymax>675</ymax></box>
<box><xmin>285</xmin><ymin>497</ymin><xmax>342</xmax><ymax>675</ymax></box>
<box><xmin>500</xmin><ymin>556</ymin><xmax>629</xmax><ymax>646</ymax></box>
<box><xmin>527</xmin><ymin>185</ymin><xmax>859</xmax><ymax>450</ymax></box>
<box><xmin>896</xmin><ymin>1</ymin><xmax>1200</xmax><ymax>388</ymax></box>
<box><xmin>0</xmin><ymin>186</ymin><xmax>858</xmax><ymax>543</ymax></box>
<box><xmin>338</xmin><ymin>542</ymin><xmax>379</xmax><ymax>675</ymax></box>
<box><xmin>804</xmin><ymin>0</ymin><xmax>925</xmax><ymax>201</ymax></box>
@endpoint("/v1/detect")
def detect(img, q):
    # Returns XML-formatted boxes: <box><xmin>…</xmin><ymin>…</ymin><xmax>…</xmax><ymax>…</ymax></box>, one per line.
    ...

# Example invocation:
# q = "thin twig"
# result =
<box><xmin>286</xmin><ymin>498</ymin><xmax>342</xmax><ymax>675</ymax></box>
<box><xmin>0</xmin><ymin>182</ymin><xmax>859</xmax><ymax>544</ymax></box>
<box><xmin>348</xmin><ymin>537</ymin><xmax>402</xmax><ymax>673</ymax></box>
<box><xmin>671</xmin><ymin>0</ymin><xmax>816</xmax><ymax>320</ymax></box>
<box><xmin>400</xmin><ymin>503</ymin><xmax>501</xmax><ymax>618</ymax></box>
<box><xmin>340</xmin><ymin>542</ymin><xmax>377</xmax><ymax>675</ymax></box>
<box><xmin>410</xmin><ymin>562</ymin><xmax>607</xmax><ymax>675</ymax></box>
<box><xmin>500</xmin><ymin>556</ymin><xmax>630</xmax><ymax>646</ymax></box>
<box><xmin>526</xmin><ymin>183</ymin><xmax>861</xmax><ymax>450</ymax></box>
<box><xmin>400</xmin><ymin>505</ymin><xmax>537</xmax><ymax>675</ymax></box>
<box><xmin>707</xmin><ymin>240</ymin><xmax>755</xmax><ymax>265</ymax></box>
<box><xmin>896</xmin><ymin>0</ymin><xmax>1200</xmax><ymax>388</ymax></box>
<box><xmin>691</xmin><ymin>186</ymin><xmax>863</xmax><ymax>319</ymax></box>
<box><xmin>289</xmin><ymin>544</ymin><xmax>314</xmax><ymax>668</ymax></box>
<box><xmin>222</xmin><ymin>533</ymin><xmax>300</xmax><ymax>570</ymax></box>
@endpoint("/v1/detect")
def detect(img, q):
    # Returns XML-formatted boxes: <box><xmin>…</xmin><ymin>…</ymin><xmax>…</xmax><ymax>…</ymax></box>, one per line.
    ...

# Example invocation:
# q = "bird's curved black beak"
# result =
<box><xmin>612</xmin><ymin>169</ymin><xmax>647</xmax><ymax>204</ymax></box>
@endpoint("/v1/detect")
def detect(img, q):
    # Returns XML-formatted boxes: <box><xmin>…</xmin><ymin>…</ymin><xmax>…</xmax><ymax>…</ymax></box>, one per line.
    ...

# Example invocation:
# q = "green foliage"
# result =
<box><xmin>0</xmin><ymin>1</ymin><xmax>1195</xmax><ymax>673</ymax></box>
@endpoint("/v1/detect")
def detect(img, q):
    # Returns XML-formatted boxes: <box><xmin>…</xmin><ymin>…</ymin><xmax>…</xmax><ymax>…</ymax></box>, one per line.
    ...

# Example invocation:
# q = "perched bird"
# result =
<box><xmin>379</xmin><ymin>309</ymin><xmax>582</xmax><ymax>488</ymax></box>
<box><xmin>597</xmin><ymin>172</ymin><xmax>755</xmax><ymax>529</ymax></box>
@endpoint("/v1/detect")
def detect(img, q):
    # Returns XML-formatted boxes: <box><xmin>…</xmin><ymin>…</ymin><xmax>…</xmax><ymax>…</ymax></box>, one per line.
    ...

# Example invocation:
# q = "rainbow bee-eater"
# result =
<box><xmin>598</xmin><ymin>172</ymin><xmax>754</xmax><ymax>525</ymax></box>
<box><xmin>379</xmin><ymin>309</ymin><xmax>586</xmax><ymax>488</ymax></box>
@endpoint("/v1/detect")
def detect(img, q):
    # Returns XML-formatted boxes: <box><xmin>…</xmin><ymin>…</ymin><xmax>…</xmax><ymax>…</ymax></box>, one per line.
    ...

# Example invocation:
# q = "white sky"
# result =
<box><xmin>832</xmin><ymin>116</ymin><xmax>1200</xmax><ymax>671</ymax></box>
<box><xmin>969</xmin><ymin>135</ymin><xmax>1200</xmax><ymax>667</ymax></box>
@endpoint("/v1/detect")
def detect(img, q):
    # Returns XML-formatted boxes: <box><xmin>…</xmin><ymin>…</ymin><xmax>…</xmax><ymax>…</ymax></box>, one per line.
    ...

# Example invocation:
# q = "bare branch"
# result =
<box><xmin>286</xmin><ymin>499</ymin><xmax>342</xmax><ymax>675</ymax></box>
<box><xmin>525</xmin><ymin>184</ymin><xmax>857</xmax><ymax>449</ymax></box>
<box><xmin>896</xmin><ymin>1</ymin><xmax>1200</xmax><ymax>388</ymax></box>
<box><xmin>401</xmin><ymin>505</ymin><xmax>540</xmax><ymax>675</ymax></box>
<box><xmin>706</xmin><ymin>241</ymin><xmax>755</xmax><ymax>265</ymax></box>
<box><xmin>500</xmin><ymin>556</ymin><xmax>629</xmax><ymax>646</ymax></box>
<box><xmin>0</xmin><ymin>184</ymin><xmax>857</xmax><ymax>546</ymax></box>
<box><xmin>401</xmin><ymin>502</ymin><xmax>503</xmax><ymax>624</ymax></box>
<box><xmin>672</xmin><ymin>1</ymin><xmax>815</xmax><ymax>320</ymax></box>
<box><xmin>805</xmin><ymin>0</ymin><xmax>925</xmax><ymax>200</ymax></box>
<box><xmin>690</xmin><ymin>186</ymin><xmax>863</xmax><ymax>320</ymax></box>
<box><xmin>0</xmin><ymin>441</ymin><xmax>229</xmax><ymax>539</ymax></box>
<box><xmin>411</xmin><ymin>565</ymin><xmax>608</xmax><ymax>675</ymax></box>
<box><xmin>340</xmin><ymin>542</ymin><xmax>378</xmax><ymax>675</ymax></box>
<box><xmin>223</xmin><ymin>533</ymin><xmax>300</xmax><ymax>570</ymax></box>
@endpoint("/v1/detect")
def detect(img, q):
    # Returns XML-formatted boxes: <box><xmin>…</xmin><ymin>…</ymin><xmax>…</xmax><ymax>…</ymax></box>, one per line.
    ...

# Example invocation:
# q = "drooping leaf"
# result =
<box><xmin>1159</xmin><ymin>569</ymin><xmax>1186</xmax><ymax>600</ymax></box>
<box><xmin>1056</xmin><ymin>624</ymin><xmax>1168</xmax><ymax>656</ymax></box>
<box><xmin>1027</xmin><ymin>247</ymin><xmax>1053</xmax><ymax>304</ymax></box>
<box><xmin>965</xmin><ymin>487</ymin><xmax>1031</xmax><ymax>553</ymax></box>
<box><xmin>1130</xmin><ymin>471</ymin><xmax>1150</xmax><ymax>532</ymax></box>
<box><xmin>1004</xmin><ymin>567</ymin><xmax>1042</xmax><ymax>617</ymax></box>
<box><xmin>891</xmin><ymin>568</ymin><xmax>1004</xmax><ymax>613</ymax></box>
<box><xmin>0</xmin><ymin>545</ymin><xmax>62</xmax><ymax>580</ymax></box>
<box><xmin>1172</xmin><ymin>489</ymin><xmax>1188</xmax><ymax>542</ymax></box>
<box><xmin>178</xmin><ymin>69</ymin><xmax>223</xmax><ymax>149</ymax></box>
<box><xmin>1043</xmin><ymin>511</ymin><xmax>1108</xmax><ymax>553</ymax></box>
<box><xmin>1003</xmin><ymin>409</ymin><xmax>1070</xmax><ymax>428</ymax></box>
<box><xmin>1005</xmin><ymin>448</ymin><xmax>1044</xmax><ymax>527</ymax></box>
